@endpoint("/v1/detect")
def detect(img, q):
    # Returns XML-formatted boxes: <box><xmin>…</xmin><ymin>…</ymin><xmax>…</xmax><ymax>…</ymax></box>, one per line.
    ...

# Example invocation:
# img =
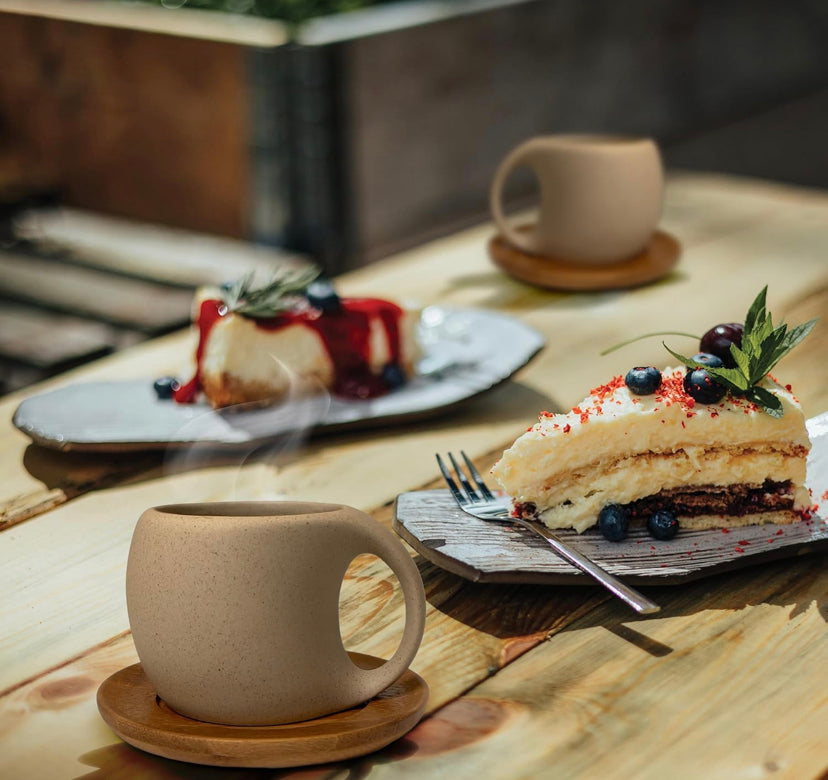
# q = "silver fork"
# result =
<box><xmin>436</xmin><ymin>452</ymin><xmax>660</xmax><ymax>615</ymax></box>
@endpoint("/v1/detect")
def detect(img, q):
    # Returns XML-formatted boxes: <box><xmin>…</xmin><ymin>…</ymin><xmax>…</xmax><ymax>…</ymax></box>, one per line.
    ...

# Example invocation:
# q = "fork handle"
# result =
<box><xmin>515</xmin><ymin>519</ymin><xmax>661</xmax><ymax>615</ymax></box>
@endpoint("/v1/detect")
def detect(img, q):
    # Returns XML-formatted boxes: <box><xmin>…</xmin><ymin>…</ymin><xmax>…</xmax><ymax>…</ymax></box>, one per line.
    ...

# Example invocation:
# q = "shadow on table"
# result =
<box><xmin>440</xmin><ymin>264</ymin><xmax>687</xmax><ymax>311</ymax></box>
<box><xmin>76</xmin><ymin>740</ymin><xmax>344</xmax><ymax>778</ymax></box>
<box><xmin>417</xmin><ymin>549</ymin><xmax>828</xmax><ymax>658</ymax></box>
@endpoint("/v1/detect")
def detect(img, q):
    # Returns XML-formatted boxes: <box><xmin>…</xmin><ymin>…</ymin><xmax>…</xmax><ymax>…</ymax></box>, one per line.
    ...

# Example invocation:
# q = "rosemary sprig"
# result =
<box><xmin>221</xmin><ymin>265</ymin><xmax>320</xmax><ymax>318</ymax></box>
<box><xmin>665</xmin><ymin>286</ymin><xmax>816</xmax><ymax>417</ymax></box>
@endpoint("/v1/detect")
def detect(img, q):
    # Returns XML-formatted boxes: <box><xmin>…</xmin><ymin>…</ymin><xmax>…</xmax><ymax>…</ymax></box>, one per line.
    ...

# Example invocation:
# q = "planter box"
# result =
<box><xmin>1</xmin><ymin>0</ymin><xmax>825</xmax><ymax>273</ymax></box>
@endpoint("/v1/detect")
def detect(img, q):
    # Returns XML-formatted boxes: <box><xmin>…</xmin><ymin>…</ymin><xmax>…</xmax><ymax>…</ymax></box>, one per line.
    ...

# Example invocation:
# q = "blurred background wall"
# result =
<box><xmin>0</xmin><ymin>0</ymin><xmax>826</xmax><ymax>394</ymax></box>
<box><xmin>0</xmin><ymin>0</ymin><xmax>826</xmax><ymax>272</ymax></box>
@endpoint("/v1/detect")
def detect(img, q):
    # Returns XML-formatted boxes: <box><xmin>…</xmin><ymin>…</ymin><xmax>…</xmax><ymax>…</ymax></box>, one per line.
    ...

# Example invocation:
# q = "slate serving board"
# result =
<box><xmin>393</xmin><ymin>414</ymin><xmax>828</xmax><ymax>585</ymax></box>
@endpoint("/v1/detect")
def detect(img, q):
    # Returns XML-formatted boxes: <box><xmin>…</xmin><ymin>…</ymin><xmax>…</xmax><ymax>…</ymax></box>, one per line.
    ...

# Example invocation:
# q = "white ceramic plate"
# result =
<box><xmin>394</xmin><ymin>414</ymin><xmax>828</xmax><ymax>585</ymax></box>
<box><xmin>13</xmin><ymin>306</ymin><xmax>544</xmax><ymax>452</ymax></box>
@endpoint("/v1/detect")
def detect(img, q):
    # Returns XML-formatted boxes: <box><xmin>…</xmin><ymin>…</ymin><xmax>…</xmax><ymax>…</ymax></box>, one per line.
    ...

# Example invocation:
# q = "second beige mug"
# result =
<box><xmin>126</xmin><ymin>501</ymin><xmax>426</xmax><ymax>726</ymax></box>
<box><xmin>490</xmin><ymin>135</ymin><xmax>663</xmax><ymax>264</ymax></box>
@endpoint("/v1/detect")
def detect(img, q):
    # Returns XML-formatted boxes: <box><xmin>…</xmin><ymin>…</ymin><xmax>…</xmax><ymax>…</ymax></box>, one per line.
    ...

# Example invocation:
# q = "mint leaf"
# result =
<box><xmin>607</xmin><ymin>286</ymin><xmax>816</xmax><ymax>418</ymax></box>
<box><xmin>729</xmin><ymin>344</ymin><xmax>752</xmax><ymax>377</ymax></box>
<box><xmin>744</xmin><ymin>286</ymin><xmax>768</xmax><ymax>336</ymax></box>
<box><xmin>781</xmin><ymin>319</ymin><xmax>817</xmax><ymax>353</ymax></box>
<box><xmin>703</xmin><ymin>365</ymin><xmax>751</xmax><ymax>392</ymax></box>
<box><xmin>663</xmin><ymin>345</ymin><xmax>749</xmax><ymax>391</ymax></box>
<box><xmin>745</xmin><ymin>386</ymin><xmax>784</xmax><ymax>418</ymax></box>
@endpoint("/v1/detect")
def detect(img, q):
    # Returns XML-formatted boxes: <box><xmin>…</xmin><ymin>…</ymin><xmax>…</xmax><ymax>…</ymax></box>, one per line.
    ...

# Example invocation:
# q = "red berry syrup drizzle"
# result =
<box><xmin>173</xmin><ymin>299</ymin><xmax>227</xmax><ymax>404</ymax></box>
<box><xmin>174</xmin><ymin>298</ymin><xmax>405</xmax><ymax>404</ymax></box>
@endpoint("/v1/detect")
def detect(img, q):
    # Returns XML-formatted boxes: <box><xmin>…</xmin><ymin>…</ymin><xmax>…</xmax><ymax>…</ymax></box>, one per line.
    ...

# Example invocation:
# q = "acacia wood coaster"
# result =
<box><xmin>97</xmin><ymin>654</ymin><xmax>429</xmax><ymax>768</ymax></box>
<box><xmin>488</xmin><ymin>228</ymin><xmax>681</xmax><ymax>291</ymax></box>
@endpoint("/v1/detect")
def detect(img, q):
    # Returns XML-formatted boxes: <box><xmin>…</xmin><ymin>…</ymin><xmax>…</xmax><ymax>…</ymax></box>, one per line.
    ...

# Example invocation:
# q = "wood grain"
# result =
<box><xmin>0</xmin><ymin>10</ymin><xmax>250</xmax><ymax>237</ymax></box>
<box><xmin>15</xmin><ymin>207</ymin><xmax>307</xmax><ymax>289</ymax></box>
<box><xmin>1</xmin><ymin>174</ymin><xmax>828</xmax><ymax>778</ymax></box>
<box><xmin>97</xmin><ymin>657</ymin><xmax>429</xmax><ymax>768</ymax></box>
<box><xmin>361</xmin><ymin>551</ymin><xmax>828</xmax><ymax>779</ymax></box>
<box><xmin>0</xmin><ymin>253</ymin><xmax>192</xmax><ymax>331</ymax></box>
<box><xmin>0</xmin><ymin>302</ymin><xmax>119</xmax><ymax>368</ymax></box>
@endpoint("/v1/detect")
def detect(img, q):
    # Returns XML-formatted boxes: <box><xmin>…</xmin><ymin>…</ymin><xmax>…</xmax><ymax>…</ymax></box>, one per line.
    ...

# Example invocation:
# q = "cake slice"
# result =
<box><xmin>172</xmin><ymin>271</ymin><xmax>421</xmax><ymax>408</ymax></box>
<box><xmin>491</xmin><ymin>367</ymin><xmax>812</xmax><ymax>534</ymax></box>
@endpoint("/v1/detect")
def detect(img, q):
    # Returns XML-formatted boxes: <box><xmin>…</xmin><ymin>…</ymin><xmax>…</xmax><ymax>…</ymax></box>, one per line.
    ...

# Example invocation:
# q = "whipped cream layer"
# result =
<box><xmin>491</xmin><ymin>367</ymin><xmax>811</xmax><ymax>532</ymax></box>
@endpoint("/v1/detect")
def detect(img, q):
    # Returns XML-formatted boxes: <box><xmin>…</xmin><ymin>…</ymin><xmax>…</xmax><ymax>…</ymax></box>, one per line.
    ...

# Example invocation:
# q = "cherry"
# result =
<box><xmin>699</xmin><ymin>323</ymin><xmax>743</xmax><ymax>367</ymax></box>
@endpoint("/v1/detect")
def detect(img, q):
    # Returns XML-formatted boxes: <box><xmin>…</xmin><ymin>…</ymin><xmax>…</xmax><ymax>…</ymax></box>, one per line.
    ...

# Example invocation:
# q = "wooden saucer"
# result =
<box><xmin>97</xmin><ymin>654</ymin><xmax>429</xmax><ymax>768</ymax></box>
<box><xmin>488</xmin><ymin>229</ymin><xmax>681</xmax><ymax>291</ymax></box>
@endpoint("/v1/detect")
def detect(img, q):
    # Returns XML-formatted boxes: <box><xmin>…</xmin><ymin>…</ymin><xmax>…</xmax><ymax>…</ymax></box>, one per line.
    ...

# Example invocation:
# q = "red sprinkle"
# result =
<box><xmin>562</xmin><ymin>424</ymin><xmax>571</xmax><ymax>434</ymax></box>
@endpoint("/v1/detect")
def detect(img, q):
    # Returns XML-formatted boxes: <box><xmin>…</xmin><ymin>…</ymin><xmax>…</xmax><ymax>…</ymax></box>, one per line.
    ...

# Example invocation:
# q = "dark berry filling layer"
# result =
<box><xmin>624</xmin><ymin>479</ymin><xmax>794</xmax><ymax>518</ymax></box>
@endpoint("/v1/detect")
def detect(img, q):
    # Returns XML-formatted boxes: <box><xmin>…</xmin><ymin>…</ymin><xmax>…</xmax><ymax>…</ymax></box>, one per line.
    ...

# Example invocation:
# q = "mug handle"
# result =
<box><xmin>490</xmin><ymin>138</ymin><xmax>544</xmax><ymax>255</ymax></box>
<box><xmin>344</xmin><ymin>520</ymin><xmax>426</xmax><ymax>699</ymax></box>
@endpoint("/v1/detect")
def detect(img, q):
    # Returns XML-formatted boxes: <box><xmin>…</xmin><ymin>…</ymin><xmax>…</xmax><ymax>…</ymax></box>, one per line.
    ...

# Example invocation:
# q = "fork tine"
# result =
<box><xmin>460</xmin><ymin>450</ymin><xmax>495</xmax><ymax>500</ymax></box>
<box><xmin>435</xmin><ymin>454</ymin><xmax>468</xmax><ymax>505</ymax></box>
<box><xmin>448</xmin><ymin>452</ymin><xmax>480</xmax><ymax>501</ymax></box>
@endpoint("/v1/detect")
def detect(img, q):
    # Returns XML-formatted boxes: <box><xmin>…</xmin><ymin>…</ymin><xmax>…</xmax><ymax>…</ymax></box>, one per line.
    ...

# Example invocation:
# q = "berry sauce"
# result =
<box><xmin>173</xmin><ymin>299</ymin><xmax>227</xmax><ymax>404</ymax></box>
<box><xmin>174</xmin><ymin>297</ymin><xmax>405</xmax><ymax>404</ymax></box>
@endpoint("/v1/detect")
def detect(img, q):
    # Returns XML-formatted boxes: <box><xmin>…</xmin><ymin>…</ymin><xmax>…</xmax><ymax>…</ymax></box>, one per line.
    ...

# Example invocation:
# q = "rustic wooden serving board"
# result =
<box><xmin>394</xmin><ymin>415</ymin><xmax>828</xmax><ymax>586</ymax></box>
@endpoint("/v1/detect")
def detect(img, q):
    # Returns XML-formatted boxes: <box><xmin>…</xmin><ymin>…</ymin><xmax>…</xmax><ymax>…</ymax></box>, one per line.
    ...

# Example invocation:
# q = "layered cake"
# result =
<box><xmin>170</xmin><ymin>271</ymin><xmax>421</xmax><ymax>408</ymax></box>
<box><xmin>492</xmin><ymin>289</ymin><xmax>815</xmax><ymax>539</ymax></box>
<box><xmin>491</xmin><ymin>367</ymin><xmax>811</xmax><ymax>534</ymax></box>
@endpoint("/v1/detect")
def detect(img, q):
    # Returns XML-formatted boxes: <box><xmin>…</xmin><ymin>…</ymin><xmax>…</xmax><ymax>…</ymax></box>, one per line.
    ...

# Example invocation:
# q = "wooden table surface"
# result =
<box><xmin>2</xmin><ymin>173</ymin><xmax>828</xmax><ymax>780</ymax></box>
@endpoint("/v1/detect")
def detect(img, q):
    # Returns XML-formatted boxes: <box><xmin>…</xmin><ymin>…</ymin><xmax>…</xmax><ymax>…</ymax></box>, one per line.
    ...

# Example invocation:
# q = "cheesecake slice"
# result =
<box><xmin>491</xmin><ymin>367</ymin><xmax>812</xmax><ymax>533</ymax></box>
<box><xmin>175</xmin><ymin>285</ymin><xmax>421</xmax><ymax>408</ymax></box>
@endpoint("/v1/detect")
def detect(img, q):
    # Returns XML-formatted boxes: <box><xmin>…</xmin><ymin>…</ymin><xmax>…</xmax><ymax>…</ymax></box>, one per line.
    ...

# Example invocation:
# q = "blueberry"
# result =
<box><xmin>598</xmin><ymin>504</ymin><xmax>630</xmax><ymax>542</ymax></box>
<box><xmin>153</xmin><ymin>376</ymin><xmax>180</xmax><ymax>400</ymax></box>
<box><xmin>683</xmin><ymin>368</ymin><xmax>727</xmax><ymax>404</ymax></box>
<box><xmin>305</xmin><ymin>279</ymin><xmax>341</xmax><ymax>313</ymax></box>
<box><xmin>624</xmin><ymin>366</ymin><xmax>662</xmax><ymax>395</ymax></box>
<box><xmin>648</xmin><ymin>510</ymin><xmax>679</xmax><ymax>540</ymax></box>
<box><xmin>690</xmin><ymin>352</ymin><xmax>724</xmax><ymax>369</ymax></box>
<box><xmin>381</xmin><ymin>362</ymin><xmax>407</xmax><ymax>390</ymax></box>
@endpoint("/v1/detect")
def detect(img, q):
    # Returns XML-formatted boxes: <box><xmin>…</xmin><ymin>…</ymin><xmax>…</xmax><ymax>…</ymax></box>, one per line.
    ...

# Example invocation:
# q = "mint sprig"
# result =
<box><xmin>665</xmin><ymin>286</ymin><xmax>816</xmax><ymax>417</ymax></box>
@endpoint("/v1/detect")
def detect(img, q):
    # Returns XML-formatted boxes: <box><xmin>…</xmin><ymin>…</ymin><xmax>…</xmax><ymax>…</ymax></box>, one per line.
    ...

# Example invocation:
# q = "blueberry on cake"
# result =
<box><xmin>169</xmin><ymin>267</ymin><xmax>421</xmax><ymax>408</ymax></box>
<box><xmin>491</xmin><ymin>288</ymin><xmax>816</xmax><ymax>539</ymax></box>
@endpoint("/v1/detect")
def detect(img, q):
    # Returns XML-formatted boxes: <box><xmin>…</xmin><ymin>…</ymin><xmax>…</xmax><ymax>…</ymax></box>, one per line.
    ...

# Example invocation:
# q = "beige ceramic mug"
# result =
<box><xmin>126</xmin><ymin>501</ymin><xmax>426</xmax><ymax>726</ymax></box>
<box><xmin>490</xmin><ymin>135</ymin><xmax>663</xmax><ymax>264</ymax></box>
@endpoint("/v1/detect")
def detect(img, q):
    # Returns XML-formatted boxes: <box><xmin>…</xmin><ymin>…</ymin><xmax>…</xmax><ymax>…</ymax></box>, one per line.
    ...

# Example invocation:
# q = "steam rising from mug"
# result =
<box><xmin>160</xmin><ymin>357</ymin><xmax>331</xmax><ymax>498</ymax></box>
<box><xmin>490</xmin><ymin>135</ymin><xmax>664</xmax><ymax>264</ymax></box>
